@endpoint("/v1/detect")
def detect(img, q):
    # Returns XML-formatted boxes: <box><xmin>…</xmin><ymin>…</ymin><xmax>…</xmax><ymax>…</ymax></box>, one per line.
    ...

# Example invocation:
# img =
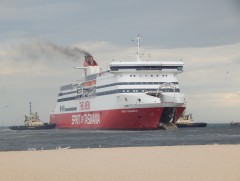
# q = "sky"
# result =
<box><xmin>0</xmin><ymin>0</ymin><xmax>240</xmax><ymax>125</ymax></box>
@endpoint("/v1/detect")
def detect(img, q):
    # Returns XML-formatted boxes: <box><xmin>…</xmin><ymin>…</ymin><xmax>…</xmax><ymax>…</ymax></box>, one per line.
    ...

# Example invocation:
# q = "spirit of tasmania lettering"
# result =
<box><xmin>72</xmin><ymin>113</ymin><xmax>100</xmax><ymax>125</ymax></box>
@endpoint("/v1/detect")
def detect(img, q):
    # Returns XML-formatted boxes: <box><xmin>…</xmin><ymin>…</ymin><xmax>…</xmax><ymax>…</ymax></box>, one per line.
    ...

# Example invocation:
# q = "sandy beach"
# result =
<box><xmin>0</xmin><ymin>145</ymin><xmax>240</xmax><ymax>181</ymax></box>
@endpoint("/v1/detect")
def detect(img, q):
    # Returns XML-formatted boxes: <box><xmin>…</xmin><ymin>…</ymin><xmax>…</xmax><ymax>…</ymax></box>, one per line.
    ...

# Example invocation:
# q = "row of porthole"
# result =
<box><xmin>121</xmin><ymin>89</ymin><xmax>179</xmax><ymax>93</ymax></box>
<box><xmin>129</xmin><ymin>74</ymin><xmax>169</xmax><ymax>77</ymax></box>
<box><xmin>98</xmin><ymin>76</ymin><xmax>114</xmax><ymax>81</ymax></box>
<box><xmin>98</xmin><ymin>74</ymin><xmax>175</xmax><ymax>81</ymax></box>
<box><xmin>122</xmin><ymin>90</ymin><xmax>143</xmax><ymax>93</ymax></box>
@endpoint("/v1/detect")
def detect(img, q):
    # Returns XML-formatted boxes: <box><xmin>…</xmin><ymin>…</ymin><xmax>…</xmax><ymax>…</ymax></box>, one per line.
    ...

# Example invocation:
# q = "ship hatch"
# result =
<box><xmin>159</xmin><ymin>107</ymin><xmax>178</xmax><ymax>130</ymax></box>
<box><xmin>160</xmin><ymin>107</ymin><xmax>176</xmax><ymax>123</ymax></box>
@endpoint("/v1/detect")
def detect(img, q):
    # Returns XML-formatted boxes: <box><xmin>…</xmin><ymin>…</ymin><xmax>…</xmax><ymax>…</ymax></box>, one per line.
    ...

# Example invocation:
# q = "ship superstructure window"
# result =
<box><xmin>60</xmin><ymin>84</ymin><xmax>73</xmax><ymax>91</ymax></box>
<box><xmin>96</xmin><ymin>81</ymin><xmax>179</xmax><ymax>89</ymax></box>
<box><xmin>110</xmin><ymin>65</ymin><xmax>183</xmax><ymax>71</ymax></box>
<box><xmin>57</xmin><ymin>88</ymin><xmax>181</xmax><ymax>101</ymax></box>
<box><xmin>177</xmin><ymin>67</ymin><xmax>183</xmax><ymax>71</ymax></box>
<box><xmin>94</xmin><ymin>88</ymin><xmax>180</xmax><ymax>96</ymax></box>
<box><xmin>60</xmin><ymin>105</ymin><xmax>65</xmax><ymax>112</ymax></box>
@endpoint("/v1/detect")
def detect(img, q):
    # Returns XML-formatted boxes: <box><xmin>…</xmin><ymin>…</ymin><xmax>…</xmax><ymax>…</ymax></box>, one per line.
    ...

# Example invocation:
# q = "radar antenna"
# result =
<box><xmin>29</xmin><ymin>102</ymin><xmax>32</xmax><ymax>115</ymax></box>
<box><xmin>132</xmin><ymin>35</ymin><xmax>142</xmax><ymax>61</ymax></box>
<box><xmin>136</xmin><ymin>35</ymin><xmax>141</xmax><ymax>61</ymax></box>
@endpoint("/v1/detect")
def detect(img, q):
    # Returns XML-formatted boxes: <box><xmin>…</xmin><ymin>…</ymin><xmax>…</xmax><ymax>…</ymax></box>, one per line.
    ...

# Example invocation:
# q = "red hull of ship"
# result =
<box><xmin>50</xmin><ymin>107</ymin><xmax>185</xmax><ymax>129</ymax></box>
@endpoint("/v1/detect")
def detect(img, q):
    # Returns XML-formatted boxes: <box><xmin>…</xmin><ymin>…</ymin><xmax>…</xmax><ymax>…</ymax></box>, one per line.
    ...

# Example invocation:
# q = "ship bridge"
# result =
<box><xmin>109</xmin><ymin>61</ymin><xmax>183</xmax><ymax>73</ymax></box>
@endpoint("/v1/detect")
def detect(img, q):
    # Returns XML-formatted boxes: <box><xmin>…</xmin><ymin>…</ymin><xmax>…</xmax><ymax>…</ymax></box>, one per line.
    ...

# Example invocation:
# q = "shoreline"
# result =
<box><xmin>1</xmin><ymin>144</ymin><xmax>240</xmax><ymax>181</ymax></box>
<box><xmin>0</xmin><ymin>142</ymin><xmax>240</xmax><ymax>152</ymax></box>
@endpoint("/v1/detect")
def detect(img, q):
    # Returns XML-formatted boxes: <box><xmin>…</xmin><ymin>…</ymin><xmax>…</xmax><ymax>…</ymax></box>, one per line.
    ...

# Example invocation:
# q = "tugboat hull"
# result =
<box><xmin>9</xmin><ymin>123</ymin><xmax>56</xmax><ymax>130</ymax></box>
<box><xmin>176</xmin><ymin>122</ymin><xmax>207</xmax><ymax>128</ymax></box>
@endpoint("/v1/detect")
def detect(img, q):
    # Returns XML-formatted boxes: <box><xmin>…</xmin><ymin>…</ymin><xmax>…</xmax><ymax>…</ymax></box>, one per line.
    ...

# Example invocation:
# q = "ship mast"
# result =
<box><xmin>134</xmin><ymin>35</ymin><xmax>141</xmax><ymax>61</ymax></box>
<box><xmin>29</xmin><ymin>102</ymin><xmax>32</xmax><ymax>115</ymax></box>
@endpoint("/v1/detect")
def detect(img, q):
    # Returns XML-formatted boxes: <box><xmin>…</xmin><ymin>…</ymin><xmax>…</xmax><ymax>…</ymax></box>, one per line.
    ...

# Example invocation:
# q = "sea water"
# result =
<box><xmin>0</xmin><ymin>124</ymin><xmax>239</xmax><ymax>151</ymax></box>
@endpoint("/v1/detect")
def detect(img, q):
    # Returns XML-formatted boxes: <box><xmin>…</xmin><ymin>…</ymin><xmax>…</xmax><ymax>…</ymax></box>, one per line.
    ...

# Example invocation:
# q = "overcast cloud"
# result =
<box><xmin>0</xmin><ymin>0</ymin><xmax>240</xmax><ymax>125</ymax></box>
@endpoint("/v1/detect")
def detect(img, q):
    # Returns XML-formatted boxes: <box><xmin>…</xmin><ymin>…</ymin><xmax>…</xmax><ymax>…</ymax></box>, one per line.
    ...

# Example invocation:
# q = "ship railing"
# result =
<box><xmin>85</xmin><ymin>89</ymin><xmax>96</xmax><ymax>98</ymax></box>
<box><xmin>145</xmin><ymin>90</ymin><xmax>163</xmax><ymax>97</ymax></box>
<box><xmin>159</xmin><ymin>82</ymin><xmax>176</xmax><ymax>91</ymax></box>
<box><xmin>145</xmin><ymin>84</ymin><xmax>176</xmax><ymax>98</ymax></box>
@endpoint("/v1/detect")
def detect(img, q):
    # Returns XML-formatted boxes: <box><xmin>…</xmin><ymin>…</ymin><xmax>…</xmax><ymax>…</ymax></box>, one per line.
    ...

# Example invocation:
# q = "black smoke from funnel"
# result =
<box><xmin>7</xmin><ymin>39</ymin><xmax>92</xmax><ymax>63</ymax></box>
<box><xmin>46</xmin><ymin>41</ymin><xmax>92</xmax><ymax>58</ymax></box>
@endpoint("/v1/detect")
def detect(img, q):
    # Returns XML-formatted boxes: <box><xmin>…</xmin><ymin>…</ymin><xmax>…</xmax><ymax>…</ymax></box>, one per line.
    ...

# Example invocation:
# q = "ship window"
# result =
<box><xmin>130</xmin><ymin>75</ymin><xmax>132</xmax><ymax>77</ymax></box>
<box><xmin>177</xmin><ymin>67</ymin><xmax>183</xmax><ymax>71</ymax></box>
<box><xmin>110</xmin><ymin>65</ymin><xmax>182</xmax><ymax>71</ymax></box>
<box><xmin>151</xmin><ymin>75</ymin><xmax>153</xmax><ymax>77</ymax></box>
<box><xmin>133</xmin><ymin>75</ymin><xmax>136</xmax><ymax>77</ymax></box>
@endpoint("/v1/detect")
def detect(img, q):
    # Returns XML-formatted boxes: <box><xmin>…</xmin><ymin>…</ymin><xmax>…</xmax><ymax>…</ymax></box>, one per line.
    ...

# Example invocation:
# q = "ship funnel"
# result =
<box><xmin>84</xmin><ymin>56</ymin><xmax>98</xmax><ymax>67</ymax></box>
<box><xmin>74</xmin><ymin>56</ymin><xmax>99</xmax><ymax>76</ymax></box>
<box><xmin>82</xmin><ymin>55</ymin><xmax>100</xmax><ymax>76</ymax></box>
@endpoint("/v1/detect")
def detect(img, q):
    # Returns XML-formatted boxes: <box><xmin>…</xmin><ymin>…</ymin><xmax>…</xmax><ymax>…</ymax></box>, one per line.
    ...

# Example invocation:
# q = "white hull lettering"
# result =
<box><xmin>121</xmin><ymin>110</ymin><xmax>138</xmax><ymax>113</ymax></box>
<box><xmin>72</xmin><ymin>113</ymin><xmax>100</xmax><ymax>125</ymax></box>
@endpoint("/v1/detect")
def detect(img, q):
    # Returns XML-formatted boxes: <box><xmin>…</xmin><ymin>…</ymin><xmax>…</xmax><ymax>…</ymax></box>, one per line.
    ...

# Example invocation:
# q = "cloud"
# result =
<box><xmin>144</xmin><ymin>43</ymin><xmax>240</xmax><ymax>122</ymax></box>
<box><xmin>0</xmin><ymin>39</ymin><xmax>240</xmax><ymax>124</ymax></box>
<box><xmin>1</xmin><ymin>0</ymin><xmax>240</xmax><ymax>125</ymax></box>
<box><xmin>0</xmin><ymin>1</ymin><xmax>79</xmax><ymax>21</ymax></box>
<box><xmin>0</xmin><ymin>39</ymin><xmax>93</xmax><ymax>75</ymax></box>
<box><xmin>1</xmin><ymin>0</ymin><xmax>240</xmax><ymax>48</ymax></box>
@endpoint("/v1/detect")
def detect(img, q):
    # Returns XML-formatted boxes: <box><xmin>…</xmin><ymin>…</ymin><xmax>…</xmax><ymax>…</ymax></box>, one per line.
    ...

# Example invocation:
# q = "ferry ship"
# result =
<box><xmin>50</xmin><ymin>37</ymin><xmax>186</xmax><ymax>129</ymax></box>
